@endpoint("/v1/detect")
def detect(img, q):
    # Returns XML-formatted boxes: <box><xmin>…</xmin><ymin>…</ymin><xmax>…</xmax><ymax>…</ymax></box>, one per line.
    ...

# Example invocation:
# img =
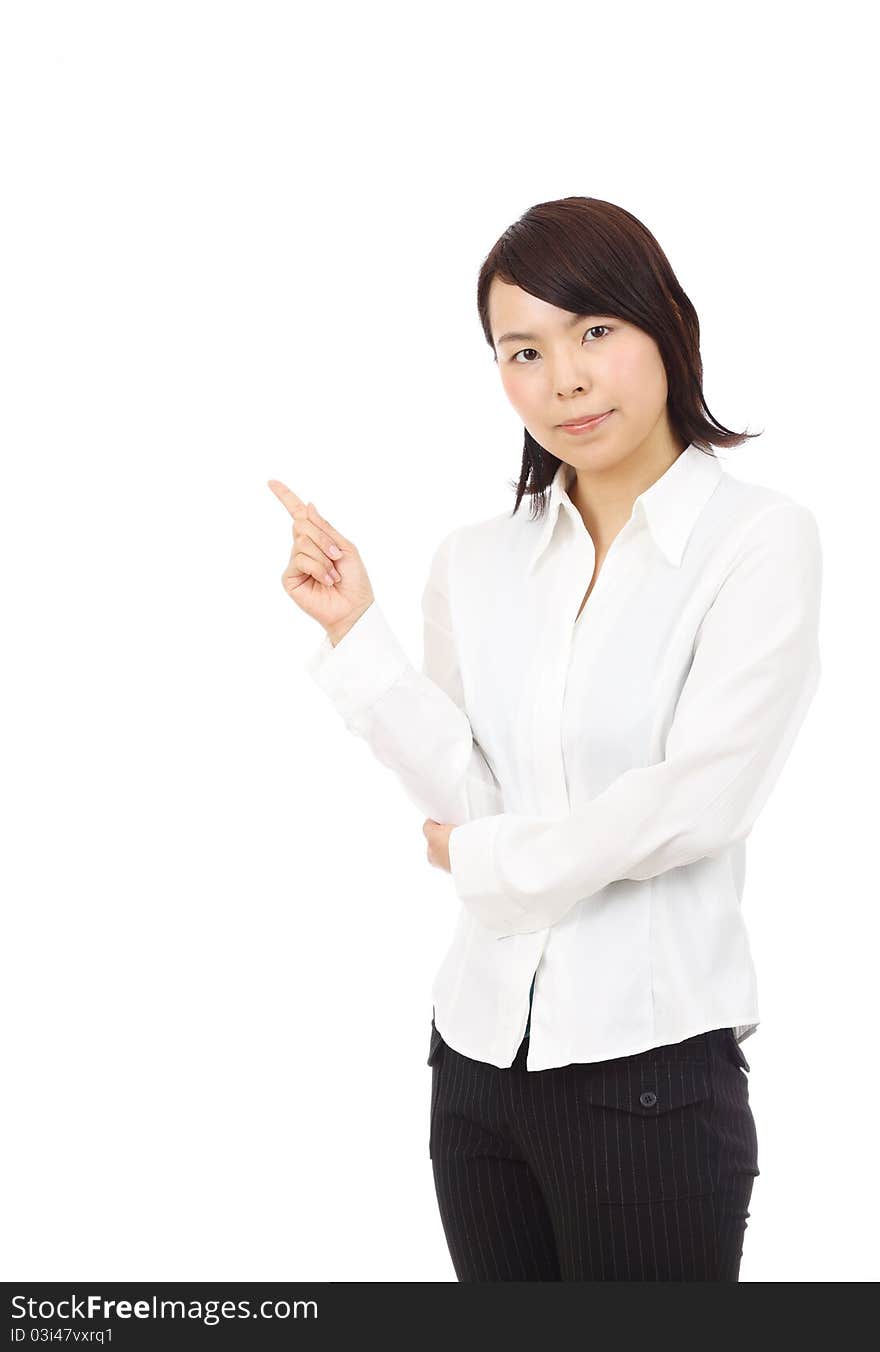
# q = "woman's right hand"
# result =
<box><xmin>268</xmin><ymin>480</ymin><xmax>375</xmax><ymax>642</ymax></box>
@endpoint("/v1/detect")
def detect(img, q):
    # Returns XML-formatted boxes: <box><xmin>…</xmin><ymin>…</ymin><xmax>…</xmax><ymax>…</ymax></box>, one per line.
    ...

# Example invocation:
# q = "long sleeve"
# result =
<box><xmin>303</xmin><ymin>527</ymin><xmax>503</xmax><ymax>824</ymax></box>
<box><xmin>448</xmin><ymin>501</ymin><xmax>823</xmax><ymax>937</ymax></box>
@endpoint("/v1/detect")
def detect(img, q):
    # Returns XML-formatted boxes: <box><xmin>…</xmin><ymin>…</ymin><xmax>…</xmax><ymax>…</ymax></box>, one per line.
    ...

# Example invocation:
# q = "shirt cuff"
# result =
<box><xmin>304</xmin><ymin>602</ymin><xmax>410</xmax><ymax>724</ymax></box>
<box><xmin>449</xmin><ymin>815</ymin><xmax>534</xmax><ymax>937</ymax></box>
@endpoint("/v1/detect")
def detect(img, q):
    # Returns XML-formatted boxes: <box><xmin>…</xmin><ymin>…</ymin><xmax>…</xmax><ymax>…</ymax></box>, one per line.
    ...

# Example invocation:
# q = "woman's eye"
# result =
<box><xmin>511</xmin><ymin>325</ymin><xmax>611</xmax><ymax>363</ymax></box>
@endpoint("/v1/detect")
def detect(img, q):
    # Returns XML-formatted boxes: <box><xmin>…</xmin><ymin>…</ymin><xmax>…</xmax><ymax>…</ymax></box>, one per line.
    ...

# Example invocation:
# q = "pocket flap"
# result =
<box><xmin>726</xmin><ymin>1029</ymin><xmax>751</xmax><ymax>1071</ymax></box>
<box><xmin>581</xmin><ymin>1060</ymin><xmax>710</xmax><ymax>1115</ymax></box>
<box><xmin>427</xmin><ymin>1020</ymin><xmax>444</xmax><ymax>1066</ymax></box>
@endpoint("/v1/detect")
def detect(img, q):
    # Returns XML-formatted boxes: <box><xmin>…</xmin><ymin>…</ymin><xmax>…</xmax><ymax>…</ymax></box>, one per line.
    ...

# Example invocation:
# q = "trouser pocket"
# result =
<box><xmin>428</xmin><ymin>1040</ymin><xmax>445</xmax><ymax>1159</ymax></box>
<box><xmin>576</xmin><ymin>1055</ymin><xmax>715</xmax><ymax>1203</ymax></box>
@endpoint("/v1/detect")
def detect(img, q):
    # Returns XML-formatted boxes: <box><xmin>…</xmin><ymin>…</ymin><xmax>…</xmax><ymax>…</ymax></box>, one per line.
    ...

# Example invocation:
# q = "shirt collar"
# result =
<box><xmin>525</xmin><ymin>442</ymin><xmax>724</xmax><ymax>574</ymax></box>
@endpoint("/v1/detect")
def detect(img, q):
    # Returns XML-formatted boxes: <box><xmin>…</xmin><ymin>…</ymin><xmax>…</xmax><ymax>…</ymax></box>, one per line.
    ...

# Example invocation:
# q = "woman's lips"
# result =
<box><xmin>558</xmin><ymin>409</ymin><xmax>614</xmax><ymax>434</ymax></box>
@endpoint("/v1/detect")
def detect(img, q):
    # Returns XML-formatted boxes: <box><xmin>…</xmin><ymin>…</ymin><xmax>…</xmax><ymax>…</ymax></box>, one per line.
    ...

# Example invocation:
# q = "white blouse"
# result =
<box><xmin>304</xmin><ymin>444</ymin><xmax>823</xmax><ymax>1070</ymax></box>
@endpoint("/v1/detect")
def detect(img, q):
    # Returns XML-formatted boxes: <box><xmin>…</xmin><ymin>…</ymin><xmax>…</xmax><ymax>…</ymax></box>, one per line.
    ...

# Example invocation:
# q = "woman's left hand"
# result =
<box><xmin>423</xmin><ymin>819</ymin><xmax>454</xmax><ymax>873</ymax></box>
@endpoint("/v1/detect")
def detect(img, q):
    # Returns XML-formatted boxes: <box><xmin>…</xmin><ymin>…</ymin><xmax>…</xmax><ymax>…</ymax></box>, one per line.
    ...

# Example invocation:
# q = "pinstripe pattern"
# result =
<box><xmin>428</xmin><ymin>1022</ymin><xmax>758</xmax><ymax>1281</ymax></box>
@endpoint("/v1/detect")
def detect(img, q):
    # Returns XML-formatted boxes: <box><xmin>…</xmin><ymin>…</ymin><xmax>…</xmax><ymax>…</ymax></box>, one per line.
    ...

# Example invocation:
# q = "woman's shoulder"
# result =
<box><xmin>432</xmin><ymin>506</ymin><xmax>527</xmax><ymax>569</ymax></box>
<box><xmin>696</xmin><ymin>470</ymin><xmax>821</xmax><ymax>595</ymax></box>
<box><xmin>423</xmin><ymin>510</ymin><xmax>517</xmax><ymax>601</ymax></box>
<box><xmin>707</xmin><ymin>466</ymin><xmax>820</xmax><ymax>548</ymax></box>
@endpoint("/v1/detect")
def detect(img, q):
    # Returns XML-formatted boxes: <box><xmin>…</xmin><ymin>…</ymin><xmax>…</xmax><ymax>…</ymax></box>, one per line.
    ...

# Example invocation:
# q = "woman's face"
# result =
<box><xmin>487</xmin><ymin>276</ymin><xmax>673</xmax><ymax>471</ymax></box>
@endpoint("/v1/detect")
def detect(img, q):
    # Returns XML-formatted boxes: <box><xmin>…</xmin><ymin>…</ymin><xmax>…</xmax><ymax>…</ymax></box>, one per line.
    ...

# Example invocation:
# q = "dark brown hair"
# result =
<box><xmin>476</xmin><ymin>196</ymin><xmax>762</xmax><ymax>518</ymax></box>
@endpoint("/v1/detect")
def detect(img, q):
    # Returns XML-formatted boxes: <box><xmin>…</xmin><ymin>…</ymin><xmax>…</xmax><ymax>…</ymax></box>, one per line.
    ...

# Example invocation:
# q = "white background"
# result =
<box><xmin>1</xmin><ymin>0</ymin><xmax>876</xmax><ymax>1282</ymax></box>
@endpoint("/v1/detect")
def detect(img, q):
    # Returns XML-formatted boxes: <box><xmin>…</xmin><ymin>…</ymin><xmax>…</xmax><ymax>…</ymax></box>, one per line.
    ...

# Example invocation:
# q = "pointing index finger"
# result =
<box><xmin>267</xmin><ymin>479</ymin><xmax>308</xmax><ymax>518</ymax></box>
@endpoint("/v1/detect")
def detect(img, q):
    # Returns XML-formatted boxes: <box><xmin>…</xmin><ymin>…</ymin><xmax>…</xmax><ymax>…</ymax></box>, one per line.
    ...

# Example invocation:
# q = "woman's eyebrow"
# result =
<box><xmin>495</xmin><ymin>313</ymin><xmax>602</xmax><ymax>347</ymax></box>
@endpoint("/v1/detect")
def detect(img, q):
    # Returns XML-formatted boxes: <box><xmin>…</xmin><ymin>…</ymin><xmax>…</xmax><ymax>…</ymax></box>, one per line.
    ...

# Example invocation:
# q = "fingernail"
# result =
<box><xmin>328</xmin><ymin>544</ymin><xmax>342</xmax><ymax>558</ymax></box>
<box><xmin>325</xmin><ymin>571</ymin><xmax>335</xmax><ymax>585</ymax></box>
<box><xmin>331</xmin><ymin>567</ymin><xmax>342</xmax><ymax>581</ymax></box>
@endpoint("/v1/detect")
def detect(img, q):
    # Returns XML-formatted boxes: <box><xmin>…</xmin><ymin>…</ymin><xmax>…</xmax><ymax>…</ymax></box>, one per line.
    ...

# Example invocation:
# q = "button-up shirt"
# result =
<box><xmin>304</xmin><ymin>444</ymin><xmax>823</xmax><ymax>1070</ymax></box>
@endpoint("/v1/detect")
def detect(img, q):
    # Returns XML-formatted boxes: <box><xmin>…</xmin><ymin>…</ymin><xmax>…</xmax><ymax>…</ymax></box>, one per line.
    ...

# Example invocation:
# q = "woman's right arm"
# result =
<box><xmin>267</xmin><ymin>479</ymin><xmax>502</xmax><ymax>826</ymax></box>
<box><xmin>304</xmin><ymin>527</ymin><xmax>504</xmax><ymax>825</ymax></box>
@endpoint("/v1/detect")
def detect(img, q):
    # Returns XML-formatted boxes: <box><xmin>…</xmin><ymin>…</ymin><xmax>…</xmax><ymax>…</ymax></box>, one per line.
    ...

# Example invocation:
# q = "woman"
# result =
<box><xmin>268</xmin><ymin>197</ymin><xmax>823</xmax><ymax>1281</ymax></box>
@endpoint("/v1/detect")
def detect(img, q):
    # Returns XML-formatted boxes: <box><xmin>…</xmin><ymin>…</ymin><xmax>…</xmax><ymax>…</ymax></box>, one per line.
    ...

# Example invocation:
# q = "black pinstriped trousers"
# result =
<box><xmin>427</xmin><ymin>1020</ymin><xmax>759</xmax><ymax>1281</ymax></box>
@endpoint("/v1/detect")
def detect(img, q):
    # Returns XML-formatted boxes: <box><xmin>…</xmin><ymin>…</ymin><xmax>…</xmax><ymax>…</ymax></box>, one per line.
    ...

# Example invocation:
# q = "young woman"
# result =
<box><xmin>268</xmin><ymin>196</ymin><xmax>823</xmax><ymax>1282</ymax></box>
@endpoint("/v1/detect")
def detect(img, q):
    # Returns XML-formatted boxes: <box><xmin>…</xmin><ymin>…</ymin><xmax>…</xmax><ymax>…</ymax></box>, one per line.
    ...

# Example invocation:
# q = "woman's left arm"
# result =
<box><xmin>448</xmin><ymin>501</ymin><xmax>824</xmax><ymax>936</ymax></box>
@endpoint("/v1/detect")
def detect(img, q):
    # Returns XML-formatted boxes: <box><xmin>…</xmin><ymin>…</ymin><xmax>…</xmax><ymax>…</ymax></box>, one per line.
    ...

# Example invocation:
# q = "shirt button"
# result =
<box><xmin>639</xmin><ymin>1090</ymin><xmax>658</xmax><ymax>1108</ymax></box>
